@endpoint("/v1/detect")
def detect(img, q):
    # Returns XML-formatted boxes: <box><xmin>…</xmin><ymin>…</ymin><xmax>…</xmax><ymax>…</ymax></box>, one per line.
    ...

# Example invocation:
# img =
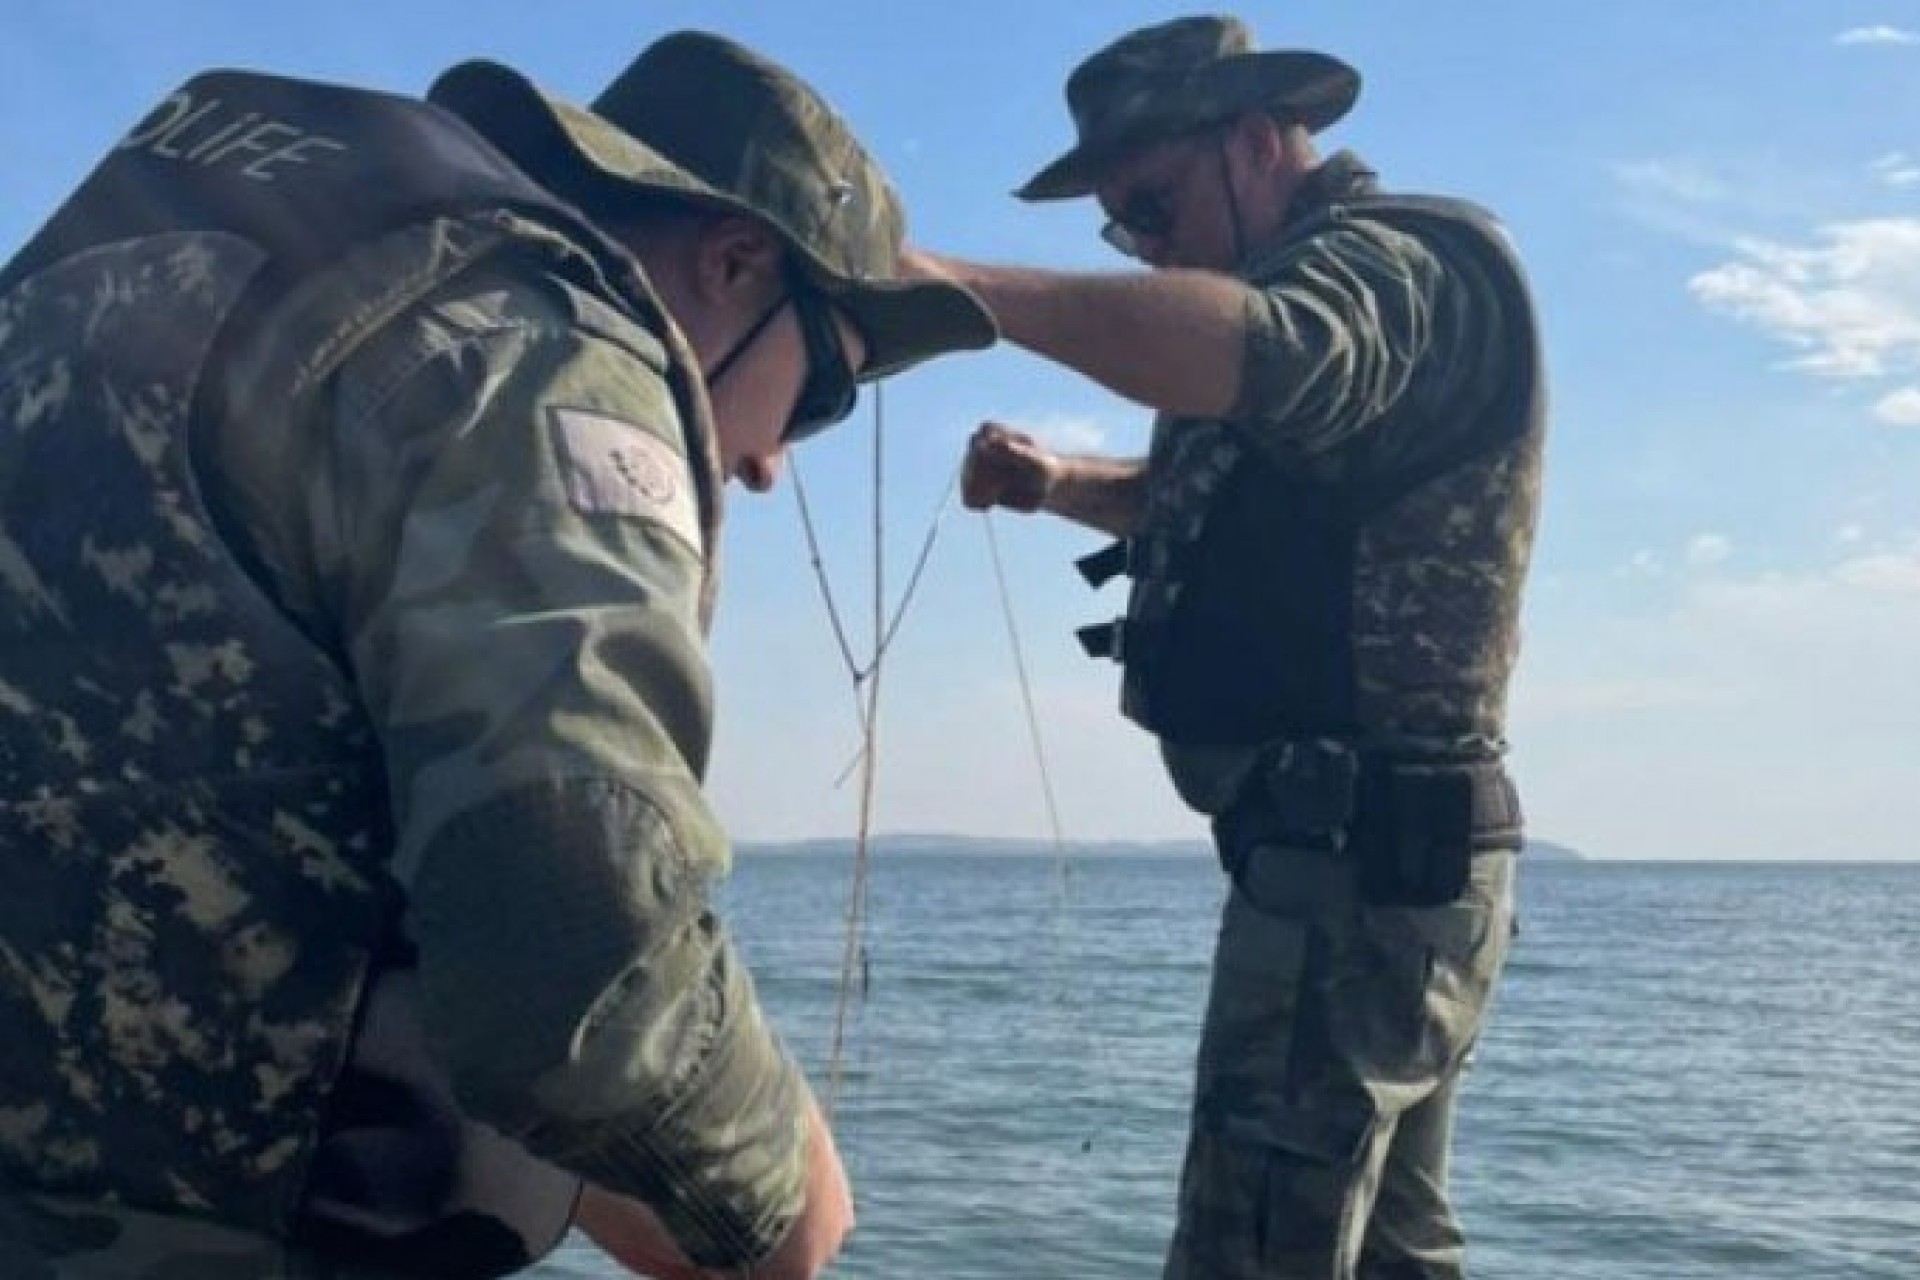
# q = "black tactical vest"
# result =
<box><xmin>1080</xmin><ymin>194</ymin><xmax>1544</xmax><ymax>751</ymax></box>
<box><xmin>0</xmin><ymin>70</ymin><xmax>664</xmax><ymax>1271</ymax></box>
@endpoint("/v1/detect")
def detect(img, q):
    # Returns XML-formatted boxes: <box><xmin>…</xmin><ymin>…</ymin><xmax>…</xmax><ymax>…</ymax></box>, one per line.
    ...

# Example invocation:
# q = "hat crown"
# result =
<box><xmin>593</xmin><ymin>31</ymin><xmax>903</xmax><ymax>283</ymax></box>
<box><xmin>1066</xmin><ymin>14</ymin><xmax>1251</xmax><ymax>129</ymax></box>
<box><xmin>1017</xmin><ymin>15</ymin><xmax>1357</xmax><ymax>201</ymax></box>
<box><xmin>431</xmin><ymin>31</ymin><xmax>996</xmax><ymax>379</ymax></box>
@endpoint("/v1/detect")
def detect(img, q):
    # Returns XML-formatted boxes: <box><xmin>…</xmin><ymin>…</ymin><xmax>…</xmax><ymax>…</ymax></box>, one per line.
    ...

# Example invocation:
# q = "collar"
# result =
<box><xmin>1284</xmin><ymin>150</ymin><xmax>1379</xmax><ymax>225</ymax></box>
<box><xmin>1239</xmin><ymin>150</ymin><xmax>1379</xmax><ymax>273</ymax></box>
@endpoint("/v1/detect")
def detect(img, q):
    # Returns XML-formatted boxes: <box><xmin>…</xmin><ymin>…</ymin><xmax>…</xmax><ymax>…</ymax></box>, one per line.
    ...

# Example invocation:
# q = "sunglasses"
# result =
<box><xmin>1100</xmin><ymin>184</ymin><xmax>1180</xmax><ymax>258</ymax></box>
<box><xmin>1097</xmin><ymin>128</ymin><xmax>1233</xmax><ymax>259</ymax></box>
<box><xmin>783</xmin><ymin>284</ymin><xmax>859</xmax><ymax>444</ymax></box>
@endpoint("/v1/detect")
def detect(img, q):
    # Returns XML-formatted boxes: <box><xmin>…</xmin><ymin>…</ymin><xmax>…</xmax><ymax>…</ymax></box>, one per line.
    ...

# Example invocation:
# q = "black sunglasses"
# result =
<box><xmin>1100</xmin><ymin>185</ymin><xmax>1179</xmax><ymax>258</ymax></box>
<box><xmin>1098</xmin><ymin>126</ymin><xmax>1237</xmax><ymax>259</ymax></box>
<box><xmin>784</xmin><ymin>285</ymin><xmax>859</xmax><ymax>444</ymax></box>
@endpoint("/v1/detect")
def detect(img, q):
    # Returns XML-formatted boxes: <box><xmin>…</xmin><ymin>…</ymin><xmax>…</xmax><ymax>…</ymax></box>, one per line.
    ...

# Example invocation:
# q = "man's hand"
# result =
<box><xmin>895</xmin><ymin>244</ymin><xmax>962</xmax><ymax>287</ymax></box>
<box><xmin>961</xmin><ymin>421</ymin><xmax>1058</xmax><ymax>513</ymax></box>
<box><xmin>748</xmin><ymin>1091</ymin><xmax>855</xmax><ymax>1280</ymax></box>
<box><xmin>572</xmin><ymin>1091</ymin><xmax>852</xmax><ymax>1280</ymax></box>
<box><xmin>573</xmin><ymin>1184</ymin><xmax>706</xmax><ymax>1280</ymax></box>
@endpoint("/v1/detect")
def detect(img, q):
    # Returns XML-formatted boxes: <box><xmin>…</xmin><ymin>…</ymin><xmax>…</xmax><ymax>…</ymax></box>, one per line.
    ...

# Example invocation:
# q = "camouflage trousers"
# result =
<box><xmin>1162</xmin><ymin>843</ymin><xmax>1517</xmax><ymax>1280</ymax></box>
<box><xmin>0</xmin><ymin>1194</ymin><xmax>414</xmax><ymax>1280</ymax></box>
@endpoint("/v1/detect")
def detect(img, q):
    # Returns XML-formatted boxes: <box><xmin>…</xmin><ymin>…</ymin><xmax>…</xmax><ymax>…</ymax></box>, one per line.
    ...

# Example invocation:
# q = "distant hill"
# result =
<box><xmin>735</xmin><ymin>833</ymin><xmax>1211</xmax><ymax>859</ymax></box>
<box><xmin>738</xmin><ymin>833</ymin><xmax>1586</xmax><ymax>860</ymax></box>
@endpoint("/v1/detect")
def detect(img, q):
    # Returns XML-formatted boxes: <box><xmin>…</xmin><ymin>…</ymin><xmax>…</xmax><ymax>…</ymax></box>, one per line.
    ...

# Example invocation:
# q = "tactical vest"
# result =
<box><xmin>0</xmin><ymin>70</ymin><xmax>700</xmax><ymax>1273</ymax></box>
<box><xmin>1077</xmin><ymin>194</ymin><xmax>1544</xmax><ymax>753</ymax></box>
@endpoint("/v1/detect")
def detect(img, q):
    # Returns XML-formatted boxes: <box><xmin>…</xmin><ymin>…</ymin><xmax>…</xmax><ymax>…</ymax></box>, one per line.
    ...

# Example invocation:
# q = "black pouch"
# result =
<box><xmin>1212</xmin><ymin>740</ymin><xmax>1359</xmax><ymax>886</ymax></box>
<box><xmin>1354</xmin><ymin>767</ymin><xmax>1475</xmax><ymax>907</ymax></box>
<box><xmin>1260</xmin><ymin>739</ymin><xmax>1359</xmax><ymax>839</ymax></box>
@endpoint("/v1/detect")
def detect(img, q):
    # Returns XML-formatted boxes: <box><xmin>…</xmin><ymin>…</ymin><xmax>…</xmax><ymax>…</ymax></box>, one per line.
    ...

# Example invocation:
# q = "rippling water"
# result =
<box><xmin>529</xmin><ymin>854</ymin><xmax>1920</xmax><ymax>1279</ymax></box>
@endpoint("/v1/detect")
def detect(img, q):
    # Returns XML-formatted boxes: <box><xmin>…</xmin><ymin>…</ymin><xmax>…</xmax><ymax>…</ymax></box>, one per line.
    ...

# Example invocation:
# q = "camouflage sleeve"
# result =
<box><xmin>307</xmin><ymin>264</ymin><xmax>807</xmax><ymax>1268</ymax></box>
<box><xmin>1231</xmin><ymin>217</ymin><xmax>1454</xmax><ymax>461</ymax></box>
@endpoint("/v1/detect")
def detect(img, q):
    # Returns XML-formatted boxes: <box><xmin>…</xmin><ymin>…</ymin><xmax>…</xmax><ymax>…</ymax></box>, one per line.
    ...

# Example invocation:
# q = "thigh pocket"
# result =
<box><xmin>1338</xmin><ymin>890</ymin><xmax>1512</xmax><ymax>1087</ymax></box>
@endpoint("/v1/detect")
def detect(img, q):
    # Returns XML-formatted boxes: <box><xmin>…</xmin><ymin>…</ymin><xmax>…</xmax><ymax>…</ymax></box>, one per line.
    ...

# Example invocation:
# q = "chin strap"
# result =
<box><xmin>1216</xmin><ymin>135</ymin><xmax>1246</xmax><ymax>266</ymax></box>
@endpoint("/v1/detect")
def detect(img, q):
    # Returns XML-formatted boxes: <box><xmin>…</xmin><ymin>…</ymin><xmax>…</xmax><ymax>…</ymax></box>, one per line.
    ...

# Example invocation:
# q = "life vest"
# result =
<box><xmin>0</xmin><ymin>69</ymin><xmax>689</xmax><ymax>1274</ymax></box>
<box><xmin>1077</xmin><ymin>194</ymin><xmax>1545</xmax><ymax>753</ymax></box>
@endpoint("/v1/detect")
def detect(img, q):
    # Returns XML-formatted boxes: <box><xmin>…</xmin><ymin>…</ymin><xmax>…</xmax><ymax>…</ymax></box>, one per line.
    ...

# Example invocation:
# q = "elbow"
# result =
<box><xmin>405</xmin><ymin>777</ymin><xmax>722</xmax><ymax>1134</ymax></box>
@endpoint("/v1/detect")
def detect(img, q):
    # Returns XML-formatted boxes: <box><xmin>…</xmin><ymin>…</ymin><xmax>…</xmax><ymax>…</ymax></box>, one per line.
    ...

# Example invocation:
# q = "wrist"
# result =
<box><xmin>1033</xmin><ymin>453</ymin><xmax>1070</xmax><ymax>515</ymax></box>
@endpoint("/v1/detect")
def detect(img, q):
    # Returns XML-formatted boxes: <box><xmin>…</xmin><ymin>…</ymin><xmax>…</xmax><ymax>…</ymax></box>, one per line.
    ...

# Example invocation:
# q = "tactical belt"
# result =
<box><xmin>1211</xmin><ymin>737</ymin><xmax>1523</xmax><ymax>907</ymax></box>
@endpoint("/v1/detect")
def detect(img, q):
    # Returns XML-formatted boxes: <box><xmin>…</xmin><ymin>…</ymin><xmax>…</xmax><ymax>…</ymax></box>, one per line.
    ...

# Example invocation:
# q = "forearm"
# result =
<box><xmin>544</xmin><ymin>906</ymin><xmax>808</xmax><ymax>1271</ymax></box>
<box><xmin>1042</xmin><ymin>453</ymin><xmax>1149</xmax><ymax>538</ymax></box>
<box><xmin>386</xmin><ymin>576</ymin><xmax>809</xmax><ymax>1269</ymax></box>
<box><xmin>925</xmin><ymin>253</ymin><xmax>1250</xmax><ymax>418</ymax></box>
<box><xmin>409</xmin><ymin>777</ymin><xmax>809</xmax><ymax>1269</ymax></box>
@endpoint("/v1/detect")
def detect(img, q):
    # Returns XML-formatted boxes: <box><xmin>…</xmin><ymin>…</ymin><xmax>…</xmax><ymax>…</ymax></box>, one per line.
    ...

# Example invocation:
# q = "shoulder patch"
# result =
<box><xmin>547</xmin><ymin>407</ymin><xmax>703</xmax><ymax>557</ymax></box>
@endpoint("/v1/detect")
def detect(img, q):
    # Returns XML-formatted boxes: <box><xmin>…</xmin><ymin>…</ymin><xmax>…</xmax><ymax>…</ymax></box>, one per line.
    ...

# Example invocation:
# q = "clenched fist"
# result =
<box><xmin>960</xmin><ymin>422</ymin><xmax>1058</xmax><ymax>513</ymax></box>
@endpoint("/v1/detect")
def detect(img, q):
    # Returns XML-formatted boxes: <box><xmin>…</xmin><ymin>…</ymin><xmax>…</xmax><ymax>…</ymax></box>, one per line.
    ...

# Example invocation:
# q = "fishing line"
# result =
<box><xmin>980</xmin><ymin>512</ymin><xmax>1111</xmax><ymax>1155</ymax></box>
<box><xmin>792</xmin><ymin>392</ymin><xmax>1112</xmax><ymax>1158</ymax></box>
<box><xmin>790</xmin><ymin>381</ymin><xmax>960</xmax><ymax>1120</ymax></box>
<box><xmin>794</xmin><ymin>460</ymin><xmax>958</xmax><ymax>791</ymax></box>
<box><xmin>982</xmin><ymin>514</ymin><xmax>1068</xmax><ymax>853</ymax></box>
<box><xmin>791</xmin><ymin>416</ymin><xmax>957</xmax><ymax>692</ymax></box>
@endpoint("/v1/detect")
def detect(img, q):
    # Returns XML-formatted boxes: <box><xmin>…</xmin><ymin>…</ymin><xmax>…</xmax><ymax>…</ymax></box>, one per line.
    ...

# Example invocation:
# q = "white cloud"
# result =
<box><xmin>1872</xmin><ymin>152</ymin><xmax>1920</xmax><ymax>188</ymax></box>
<box><xmin>1607</xmin><ymin>157</ymin><xmax>1747</xmax><ymax>246</ymax></box>
<box><xmin>1686</xmin><ymin>534</ymin><xmax>1732</xmax><ymax>568</ymax></box>
<box><xmin>1615</xmin><ymin>548</ymin><xmax>1666</xmax><ymax>579</ymax></box>
<box><xmin>1512</xmin><ymin>545</ymin><xmax>1920</xmax><ymax>860</ymax></box>
<box><xmin>1609</xmin><ymin>155</ymin><xmax>1864</xmax><ymax>244</ymax></box>
<box><xmin>1873</xmin><ymin>386</ymin><xmax>1920</xmax><ymax>425</ymax></box>
<box><xmin>1619</xmin><ymin>537</ymin><xmax>1732</xmax><ymax>577</ymax></box>
<box><xmin>1836</xmin><ymin>25</ymin><xmax>1919</xmax><ymax>46</ymax></box>
<box><xmin>1834</xmin><ymin>549</ymin><xmax>1920</xmax><ymax>591</ymax></box>
<box><xmin>1611</xmin><ymin>158</ymin><xmax>1731</xmax><ymax>206</ymax></box>
<box><xmin>1689</xmin><ymin>219</ymin><xmax>1920</xmax><ymax>379</ymax></box>
<box><xmin>1023</xmin><ymin>413</ymin><xmax>1112</xmax><ymax>453</ymax></box>
<box><xmin>1836</xmin><ymin>523</ymin><xmax>1867</xmax><ymax>544</ymax></box>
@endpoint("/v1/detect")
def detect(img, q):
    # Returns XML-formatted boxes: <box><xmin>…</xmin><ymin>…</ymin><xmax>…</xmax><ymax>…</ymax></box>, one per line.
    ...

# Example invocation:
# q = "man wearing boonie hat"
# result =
<box><xmin>904</xmin><ymin>14</ymin><xmax>1545</xmax><ymax>1278</ymax></box>
<box><xmin>0</xmin><ymin>28</ymin><xmax>990</xmax><ymax>1280</ymax></box>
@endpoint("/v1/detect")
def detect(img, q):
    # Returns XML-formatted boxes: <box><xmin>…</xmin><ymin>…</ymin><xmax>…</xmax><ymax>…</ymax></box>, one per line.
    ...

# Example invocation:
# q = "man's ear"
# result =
<box><xmin>694</xmin><ymin>216</ymin><xmax>785</xmax><ymax>306</ymax></box>
<box><xmin>1229</xmin><ymin>110</ymin><xmax>1288</xmax><ymax>173</ymax></box>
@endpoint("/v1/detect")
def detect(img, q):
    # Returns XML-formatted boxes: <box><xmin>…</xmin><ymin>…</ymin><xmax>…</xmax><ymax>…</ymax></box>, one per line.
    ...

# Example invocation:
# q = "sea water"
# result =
<box><xmin>530</xmin><ymin>854</ymin><xmax>1920</xmax><ymax>1279</ymax></box>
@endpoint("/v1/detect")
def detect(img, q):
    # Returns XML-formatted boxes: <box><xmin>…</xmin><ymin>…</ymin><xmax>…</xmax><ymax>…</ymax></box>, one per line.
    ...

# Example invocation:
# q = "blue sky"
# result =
<box><xmin>6</xmin><ymin>2</ymin><xmax>1919</xmax><ymax>859</ymax></box>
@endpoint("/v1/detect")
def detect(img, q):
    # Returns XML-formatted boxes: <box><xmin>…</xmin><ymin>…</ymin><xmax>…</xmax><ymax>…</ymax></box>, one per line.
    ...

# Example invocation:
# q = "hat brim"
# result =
<box><xmin>431</xmin><ymin>61</ymin><xmax>995</xmax><ymax>380</ymax></box>
<box><xmin>1016</xmin><ymin>50</ymin><xmax>1360</xmax><ymax>202</ymax></box>
<box><xmin>805</xmin><ymin>272</ymin><xmax>998</xmax><ymax>383</ymax></box>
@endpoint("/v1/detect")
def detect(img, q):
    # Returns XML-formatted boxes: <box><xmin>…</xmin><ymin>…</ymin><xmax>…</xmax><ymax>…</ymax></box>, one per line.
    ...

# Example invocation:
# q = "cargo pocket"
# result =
<box><xmin>1341</xmin><ymin>877</ymin><xmax>1512</xmax><ymax>1090</ymax></box>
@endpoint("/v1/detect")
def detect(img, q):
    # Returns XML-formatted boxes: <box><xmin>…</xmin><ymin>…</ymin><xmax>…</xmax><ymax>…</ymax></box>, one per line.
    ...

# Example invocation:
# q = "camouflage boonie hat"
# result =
<box><xmin>430</xmin><ymin>31</ymin><xmax>996</xmax><ymax>379</ymax></box>
<box><xmin>1018</xmin><ymin>14</ymin><xmax>1360</xmax><ymax>201</ymax></box>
